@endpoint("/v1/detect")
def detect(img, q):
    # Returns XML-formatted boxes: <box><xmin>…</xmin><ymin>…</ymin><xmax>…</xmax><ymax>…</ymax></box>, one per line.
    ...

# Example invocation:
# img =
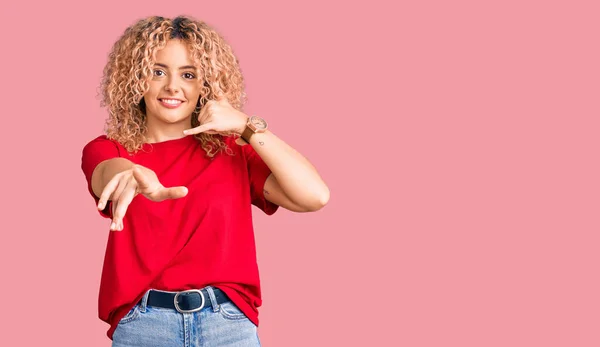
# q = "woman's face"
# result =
<box><xmin>143</xmin><ymin>39</ymin><xmax>202</xmax><ymax>129</ymax></box>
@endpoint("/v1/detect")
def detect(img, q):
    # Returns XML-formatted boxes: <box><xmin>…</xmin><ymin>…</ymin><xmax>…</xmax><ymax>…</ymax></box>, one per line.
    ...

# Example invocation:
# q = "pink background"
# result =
<box><xmin>1</xmin><ymin>0</ymin><xmax>598</xmax><ymax>345</ymax></box>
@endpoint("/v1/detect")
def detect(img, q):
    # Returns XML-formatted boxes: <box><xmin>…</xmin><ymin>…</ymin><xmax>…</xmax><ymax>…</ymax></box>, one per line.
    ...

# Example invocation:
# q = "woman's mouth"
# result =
<box><xmin>159</xmin><ymin>98</ymin><xmax>184</xmax><ymax>109</ymax></box>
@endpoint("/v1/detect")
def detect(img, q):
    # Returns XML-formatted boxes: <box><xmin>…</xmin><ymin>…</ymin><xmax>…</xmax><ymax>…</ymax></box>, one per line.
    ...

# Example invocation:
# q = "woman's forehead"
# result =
<box><xmin>152</xmin><ymin>39</ymin><xmax>199</xmax><ymax>67</ymax></box>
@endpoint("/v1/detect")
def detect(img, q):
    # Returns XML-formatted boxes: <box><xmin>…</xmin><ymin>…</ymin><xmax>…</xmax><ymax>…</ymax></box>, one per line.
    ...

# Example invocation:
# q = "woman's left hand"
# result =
<box><xmin>183</xmin><ymin>97</ymin><xmax>248</xmax><ymax>137</ymax></box>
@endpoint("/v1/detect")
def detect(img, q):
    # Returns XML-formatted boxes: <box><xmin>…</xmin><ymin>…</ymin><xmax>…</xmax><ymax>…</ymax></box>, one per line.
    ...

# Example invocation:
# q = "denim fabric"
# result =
<box><xmin>112</xmin><ymin>286</ymin><xmax>261</xmax><ymax>347</ymax></box>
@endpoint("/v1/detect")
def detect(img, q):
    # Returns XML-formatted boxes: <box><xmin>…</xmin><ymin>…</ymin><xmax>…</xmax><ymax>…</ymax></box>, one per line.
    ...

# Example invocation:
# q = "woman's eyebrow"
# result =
<box><xmin>154</xmin><ymin>63</ymin><xmax>197</xmax><ymax>70</ymax></box>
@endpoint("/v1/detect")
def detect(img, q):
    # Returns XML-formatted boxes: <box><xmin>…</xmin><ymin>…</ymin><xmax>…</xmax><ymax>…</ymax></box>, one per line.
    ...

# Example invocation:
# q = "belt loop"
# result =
<box><xmin>205</xmin><ymin>286</ymin><xmax>219</xmax><ymax>312</ymax></box>
<box><xmin>139</xmin><ymin>289</ymin><xmax>151</xmax><ymax>313</ymax></box>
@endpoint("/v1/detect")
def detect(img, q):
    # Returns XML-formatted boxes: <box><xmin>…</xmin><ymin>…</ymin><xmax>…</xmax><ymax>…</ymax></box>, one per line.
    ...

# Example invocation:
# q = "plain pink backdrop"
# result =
<box><xmin>1</xmin><ymin>0</ymin><xmax>599</xmax><ymax>346</ymax></box>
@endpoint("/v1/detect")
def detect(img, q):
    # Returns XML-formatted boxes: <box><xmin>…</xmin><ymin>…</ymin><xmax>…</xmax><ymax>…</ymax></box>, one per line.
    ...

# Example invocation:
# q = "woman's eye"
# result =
<box><xmin>183</xmin><ymin>72</ymin><xmax>195</xmax><ymax>79</ymax></box>
<box><xmin>153</xmin><ymin>70</ymin><xmax>165</xmax><ymax>77</ymax></box>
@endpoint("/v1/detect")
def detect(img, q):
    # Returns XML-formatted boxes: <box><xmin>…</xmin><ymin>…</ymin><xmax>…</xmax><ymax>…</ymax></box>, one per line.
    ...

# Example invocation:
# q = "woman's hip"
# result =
<box><xmin>112</xmin><ymin>286</ymin><xmax>261</xmax><ymax>347</ymax></box>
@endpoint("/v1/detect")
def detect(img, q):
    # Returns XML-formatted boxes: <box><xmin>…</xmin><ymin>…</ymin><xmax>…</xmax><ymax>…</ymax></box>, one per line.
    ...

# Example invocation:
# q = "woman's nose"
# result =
<box><xmin>164</xmin><ymin>78</ymin><xmax>180</xmax><ymax>93</ymax></box>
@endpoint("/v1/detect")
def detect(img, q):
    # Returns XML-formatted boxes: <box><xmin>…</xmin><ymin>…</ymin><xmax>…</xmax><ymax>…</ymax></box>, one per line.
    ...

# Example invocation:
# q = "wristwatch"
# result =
<box><xmin>241</xmin><ymin>115</ymin><xmax>268</xmax><ymax>142</ymax></box>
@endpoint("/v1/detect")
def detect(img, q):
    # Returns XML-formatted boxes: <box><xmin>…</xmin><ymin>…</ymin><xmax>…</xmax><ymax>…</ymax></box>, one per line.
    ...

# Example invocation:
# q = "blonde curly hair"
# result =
<box><xmin>99</xmin><ymin>15</ymin><xmax>247</xmax><ymax>156</ymax></box>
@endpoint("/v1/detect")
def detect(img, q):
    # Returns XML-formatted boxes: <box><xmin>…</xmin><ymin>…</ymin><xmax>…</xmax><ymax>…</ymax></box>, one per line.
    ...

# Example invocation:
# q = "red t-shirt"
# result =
<box><xmin>80</xmin><ymin>134</ymin><xmax>278</xmax><ymax>340</ymax></box>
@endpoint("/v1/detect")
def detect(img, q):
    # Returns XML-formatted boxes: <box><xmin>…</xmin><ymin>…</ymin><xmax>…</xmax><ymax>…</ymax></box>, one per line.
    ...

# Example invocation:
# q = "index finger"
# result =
<box><xmin>183</xmin><ymin>123</ymin><xmax>213</xmax><ymax>136</ymax></box>
<box><xmin>97</xmin><ymin>173</ymin><xmax>122</xmax><ymax>210</ymax></box>
<box><xmin>112</xmin><ymin>181</ymin><xmax>138</xmax><ymax>231</ymax></box>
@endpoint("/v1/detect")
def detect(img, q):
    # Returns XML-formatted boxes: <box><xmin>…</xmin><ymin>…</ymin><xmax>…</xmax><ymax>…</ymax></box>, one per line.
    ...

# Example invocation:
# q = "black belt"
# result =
<box><xmin>146</xmin><ymin>288</ymin><xmax>230</xmax><ymax>313</ymax></box>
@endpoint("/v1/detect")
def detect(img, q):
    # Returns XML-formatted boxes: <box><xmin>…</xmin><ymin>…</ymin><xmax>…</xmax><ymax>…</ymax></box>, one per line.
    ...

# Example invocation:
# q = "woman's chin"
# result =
<box><xmin>147</xmin><ymin>112</ymin><xmax>192</xmax><ymax>125</ymax></box>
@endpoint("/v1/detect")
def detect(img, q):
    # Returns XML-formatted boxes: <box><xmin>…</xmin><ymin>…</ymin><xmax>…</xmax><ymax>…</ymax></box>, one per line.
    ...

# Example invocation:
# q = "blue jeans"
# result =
<box><xmin>112</xmin><ymin>286</ymin><xmax>261</xmax><ymax>347</ymax></box>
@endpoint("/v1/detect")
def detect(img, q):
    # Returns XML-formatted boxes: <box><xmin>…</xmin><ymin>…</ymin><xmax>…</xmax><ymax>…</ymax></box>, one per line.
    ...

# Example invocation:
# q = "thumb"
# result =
<box><xmin>150</xmin><ymin>185</ymin><xmax>188</xmax><ymax>202</ymax></box>
<box><xmin>161</xmin><ymin>186</ymin><xmax>189</xmax><ymax>200</ymax></box>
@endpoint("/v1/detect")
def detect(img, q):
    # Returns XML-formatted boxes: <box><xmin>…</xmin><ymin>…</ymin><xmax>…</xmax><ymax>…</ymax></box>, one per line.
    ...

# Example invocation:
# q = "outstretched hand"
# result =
<box><xmin>97</xmin><ymin>165</ymin><xmax>188</xmax><ymax>231</ymax></box>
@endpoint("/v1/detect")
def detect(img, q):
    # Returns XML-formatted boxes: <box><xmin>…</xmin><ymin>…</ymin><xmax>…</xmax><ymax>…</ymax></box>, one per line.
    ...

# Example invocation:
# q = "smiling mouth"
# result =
<box><xmin>160</xmin><ymin>98</ymin><xmax>183</xmax><ymax>104</ymax></box>
<box><xmin>159</xmin><ymin>99</ymin><xmax>184</xmax><ymax>108</ymax></box>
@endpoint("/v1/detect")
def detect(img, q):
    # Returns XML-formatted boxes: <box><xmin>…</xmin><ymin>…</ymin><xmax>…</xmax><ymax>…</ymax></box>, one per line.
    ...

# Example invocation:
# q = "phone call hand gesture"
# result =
<box><xmin>182</xmin><ymin>95</ymin><xmax>248</xmax><ymax>137</ymax></box>
<box><xmin>97</xmin><ymin>165</ymin><xmax>188</xmax><ymax>231</ymax></box>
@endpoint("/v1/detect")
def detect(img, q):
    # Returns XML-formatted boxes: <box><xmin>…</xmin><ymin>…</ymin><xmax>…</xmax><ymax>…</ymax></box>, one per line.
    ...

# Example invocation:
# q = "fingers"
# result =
<box><xmin>185</xmin><ymin>99</ymin><xmax>234</xmax><ymax>136</ymax></box>
<box><xmin>111</xmin><ymin>174</ymin><xmax>129</xmax><ymax>204</ymax></box>
<box><xmin>131</xmin><ymin>166</ymin><xmax>152</xmax><ymax>192</ymax></box>
<box><xmin>193</xmin><ymin>100</ymin><xmax>222</xmax><ymax>133</ymax></box>
<box><xmin>197</xmin><ymin>100</ymin><xmax>212</xmax><ymax>124</ymax></box>
<box><xmin>132</xmin><ymin>166</ymin><xmax>188</xmax><ymax>201</ymax></box>
<box><xmin>98</xmin><ymin>166</ymin><xmax>189</xmax><ymax>232</ymax></box>
<box><xmin>183</xmin><ymin>123</ymin><xmax>214</xmax><ymax>136</ymax></box>
<box><xmin>99</xmin><ymin>169</ymin><xmax>139</xmax><ymax>231</ymax></box>
<box><xmin>112</xmin><ymin>178</ymin><xmax>137</xmax><ymax>231</ymax></box>
<box><xmin>98</xmin><ymin>173</ymin><xmax>122</xmax><ymax>210</ymax></box>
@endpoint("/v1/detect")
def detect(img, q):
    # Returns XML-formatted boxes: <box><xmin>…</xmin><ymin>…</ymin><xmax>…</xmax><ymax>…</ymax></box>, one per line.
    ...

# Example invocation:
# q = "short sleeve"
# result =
<box><xmin>81</xmin><ymin>136</ymin><xmax>122</xmax><ymax>219</ymax></box>
<box><xmin>241</xmin><ymin>143</ymin><xmax>279</xmax><ymax>215</ymax></box>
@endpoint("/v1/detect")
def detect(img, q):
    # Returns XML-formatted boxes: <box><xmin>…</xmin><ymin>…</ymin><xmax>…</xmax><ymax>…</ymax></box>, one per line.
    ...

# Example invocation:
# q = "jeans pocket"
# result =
<box><xmin>119</xmin><ymin>303</ymin><xmax>141</xmax><ymax>325</ymax></box>
<box><xmin>219</xmin><ymin>301</ymin><xmax>248</xmax><ymax>320</ymax></box>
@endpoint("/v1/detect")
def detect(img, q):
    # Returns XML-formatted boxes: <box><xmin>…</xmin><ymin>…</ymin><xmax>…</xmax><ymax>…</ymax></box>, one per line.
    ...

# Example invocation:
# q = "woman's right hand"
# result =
<box><xmin>96</xmin><ymin>164</ymin><xmax>188</xmax><ymax>231</ymax></box>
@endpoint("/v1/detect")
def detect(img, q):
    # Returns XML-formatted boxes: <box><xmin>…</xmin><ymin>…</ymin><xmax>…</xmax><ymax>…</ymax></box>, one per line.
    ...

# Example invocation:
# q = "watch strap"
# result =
<box><xmin>241</xmin><ymin>126</ymin><xmax>254</xmax><ymax>143</ymax></box>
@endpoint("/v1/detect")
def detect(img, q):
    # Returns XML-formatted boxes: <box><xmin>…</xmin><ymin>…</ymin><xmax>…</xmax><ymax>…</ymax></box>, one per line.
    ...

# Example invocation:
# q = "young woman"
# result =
<box><xmin>81</xmin><ymin>15</ymin><xmax>329</xmax><ymax>346</ymax></box>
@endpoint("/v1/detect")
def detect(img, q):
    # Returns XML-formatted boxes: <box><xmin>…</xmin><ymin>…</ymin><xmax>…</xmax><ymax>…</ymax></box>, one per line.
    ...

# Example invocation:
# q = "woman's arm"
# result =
<box><xmin>241</xmin><ymin>130</ymin><xmax>330</xmax><ymax>212</ymax></box>
<box><xmin>91</xmin><ymin>158</ymin><xmax>188</xmax><ymax>231</ymax></box>
<box><xmin>183</xmin><ymin>98</ymin><xmax>330</xmax><ymax>212</ymax></box>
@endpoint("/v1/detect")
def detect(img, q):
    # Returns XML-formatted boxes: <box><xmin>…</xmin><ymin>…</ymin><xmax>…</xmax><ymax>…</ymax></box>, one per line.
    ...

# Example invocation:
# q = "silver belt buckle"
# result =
<box><xmin>174</xmin><ymin>289</ymin><xmax>205</xmax><ymax>313</ymax></box>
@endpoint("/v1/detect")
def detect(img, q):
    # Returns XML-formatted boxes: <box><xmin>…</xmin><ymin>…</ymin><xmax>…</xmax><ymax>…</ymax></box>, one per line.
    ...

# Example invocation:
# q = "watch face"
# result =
<box><xmin>250</xmin><ymin>116</ymin><xmax>267</xmax><ymax>130</ymax></box>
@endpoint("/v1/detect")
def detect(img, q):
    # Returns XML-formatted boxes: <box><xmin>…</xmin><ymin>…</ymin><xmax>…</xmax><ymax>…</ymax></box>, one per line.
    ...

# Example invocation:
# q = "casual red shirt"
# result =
<box><xmin>80</xmin><ymin>134</ymin><xmax>278</xmax><ymax>340</ymax></box>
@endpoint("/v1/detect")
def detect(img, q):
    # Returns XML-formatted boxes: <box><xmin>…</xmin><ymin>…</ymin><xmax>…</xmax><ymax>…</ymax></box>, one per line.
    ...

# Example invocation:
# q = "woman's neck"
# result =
<box><xmin>145</xmin><ymin>118</ymin><xmax>192</xmax><ymax>143</ymax></box>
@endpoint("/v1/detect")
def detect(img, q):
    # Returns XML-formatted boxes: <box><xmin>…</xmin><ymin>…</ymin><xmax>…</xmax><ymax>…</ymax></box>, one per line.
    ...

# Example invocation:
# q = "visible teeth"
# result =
<box><xmin>161</xmin><ymin>99</ymin><xmax>182</xmax><ymax>104</ymax></box>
